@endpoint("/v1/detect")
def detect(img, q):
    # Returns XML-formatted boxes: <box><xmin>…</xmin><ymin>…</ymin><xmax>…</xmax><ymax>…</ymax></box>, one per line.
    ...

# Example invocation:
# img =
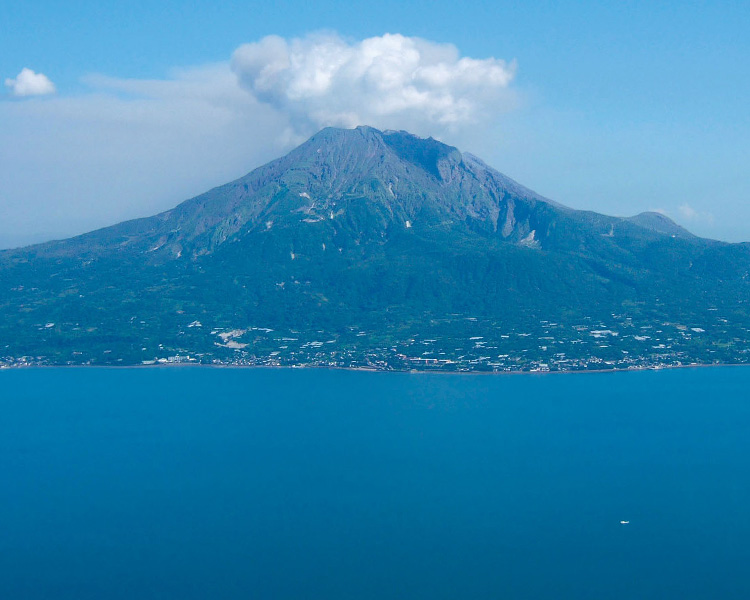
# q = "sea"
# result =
<box><xmin>1</xmin><ymin>366</ymin><xmax>749</xmax><ymax>599</ymax></box>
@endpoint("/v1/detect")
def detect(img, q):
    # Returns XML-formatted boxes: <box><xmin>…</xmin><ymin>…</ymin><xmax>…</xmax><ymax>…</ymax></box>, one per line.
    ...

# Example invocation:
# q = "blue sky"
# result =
<box><xmin>1</xmin><ymin>0</ymin><xmax>749</xmax><ymax>247</ymax></box>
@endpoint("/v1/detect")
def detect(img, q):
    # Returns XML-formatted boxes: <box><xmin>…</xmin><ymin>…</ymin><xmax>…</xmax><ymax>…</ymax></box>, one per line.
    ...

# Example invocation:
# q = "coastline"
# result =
<box><xmin>1</xmin><ymin>359</ymin><xmax>748</xmax><ymax>377</ymax></box>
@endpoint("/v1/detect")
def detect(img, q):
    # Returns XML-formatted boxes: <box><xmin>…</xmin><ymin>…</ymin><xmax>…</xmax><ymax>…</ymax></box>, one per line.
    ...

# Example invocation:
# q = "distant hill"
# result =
<box><xmin>625</xmin><ymin>211</ymin><xmax>695</xmax><ymax>238</ymax></box>
<box><xmin>1</xmin><ymin>126</ymin><xmax>749</xmax><ymax>371</ymax></box>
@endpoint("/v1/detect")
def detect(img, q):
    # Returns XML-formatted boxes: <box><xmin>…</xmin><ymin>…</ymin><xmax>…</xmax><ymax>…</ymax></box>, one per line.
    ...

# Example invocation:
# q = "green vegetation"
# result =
<box><xmin>1</xmin><ymin>126</ymin><xmax>749</xmax><ymax>371</ymax></box>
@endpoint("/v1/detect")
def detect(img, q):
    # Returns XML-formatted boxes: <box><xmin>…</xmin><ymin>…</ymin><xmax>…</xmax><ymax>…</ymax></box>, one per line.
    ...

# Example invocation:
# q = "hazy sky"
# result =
<box><xmin>2</xmin><ymin>1</ymin><xmax>749</xmax><ymax>248</ymax></box>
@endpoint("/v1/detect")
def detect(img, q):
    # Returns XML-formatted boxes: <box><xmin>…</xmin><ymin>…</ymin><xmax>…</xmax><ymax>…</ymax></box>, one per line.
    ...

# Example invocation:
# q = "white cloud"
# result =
<box><xmin>0</xmin><ymin>32</ymin><xmax>520</xmax><ymax>249</ymax></box>
<box><xmin>679</xmin><ymin>204</ymin><xmax>697</xmax><ymax>219</ymax></box>
<box><xmin>679</xmin><ymin>203</ymin><xmax>714</xmax><ymax>224</ymax></box>
<box><xmin>231</xmin><ymin>33</ymin><xmax>517</xmax><ymax>136</ymax></box>
<box><xmin>4</xmin><ymin>68</ymin><xmax>56</xmax><ymax>97</ymax></box>
<box><xmin>0</xmin><ymin>63</ymin><xmax>289</xmax><ymax>248</ymax></box>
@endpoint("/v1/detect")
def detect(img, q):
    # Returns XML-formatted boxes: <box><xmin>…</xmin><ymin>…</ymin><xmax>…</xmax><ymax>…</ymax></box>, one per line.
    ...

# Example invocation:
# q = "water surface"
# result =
<box><xmin>1</xmin><ymin>367</ymin><xmax>749</xmax><ymax>599</ymax></box>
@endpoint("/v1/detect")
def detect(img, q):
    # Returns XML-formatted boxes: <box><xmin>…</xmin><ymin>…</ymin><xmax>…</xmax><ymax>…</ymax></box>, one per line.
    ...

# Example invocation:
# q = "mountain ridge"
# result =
<box><xmin>1</xmin><ymin>126</ymin><xmax>749</xmax><ymax>371</ymax></box>
<box><xmin>3</xmin><ymin>125</ymin><xmax>702</xmax><ymax>262</ymax></box>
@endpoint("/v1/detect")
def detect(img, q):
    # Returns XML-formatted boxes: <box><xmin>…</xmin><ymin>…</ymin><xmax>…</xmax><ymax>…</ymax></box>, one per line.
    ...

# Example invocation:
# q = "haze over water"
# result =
<box><xmin>1</xmin><ymin>367</ymin><xmax>749</xmax><ymax>599</ymax></box>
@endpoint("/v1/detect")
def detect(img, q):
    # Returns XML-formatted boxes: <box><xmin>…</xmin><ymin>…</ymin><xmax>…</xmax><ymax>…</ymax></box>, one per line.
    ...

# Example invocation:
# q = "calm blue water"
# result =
<box><xmin>1</xmin><ymin>367</ymin><xmax>749</xmax><ymax>599</ymax></box>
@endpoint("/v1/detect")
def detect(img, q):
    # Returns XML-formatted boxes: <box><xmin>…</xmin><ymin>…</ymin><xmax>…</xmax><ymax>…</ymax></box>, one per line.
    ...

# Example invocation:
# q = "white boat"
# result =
<box><xmin>620</xmin><ymin>520</ymin><xmax>630</xmax><ymax>524</ymax></box>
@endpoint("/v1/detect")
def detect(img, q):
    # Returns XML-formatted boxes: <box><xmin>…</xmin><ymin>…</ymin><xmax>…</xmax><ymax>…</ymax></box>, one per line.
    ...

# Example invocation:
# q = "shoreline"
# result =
<box><xmin>1</xmin><ymin>360</ymin><xmax>748</xmax><ymax>377</ymax></box>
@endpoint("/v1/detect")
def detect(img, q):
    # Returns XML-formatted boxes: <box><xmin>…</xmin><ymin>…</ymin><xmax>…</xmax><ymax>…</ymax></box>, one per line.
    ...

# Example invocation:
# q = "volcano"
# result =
<box><xmin>2</xmin><ymin>126</ymin><xmax>749</xmax><ymax>371</ymax></box>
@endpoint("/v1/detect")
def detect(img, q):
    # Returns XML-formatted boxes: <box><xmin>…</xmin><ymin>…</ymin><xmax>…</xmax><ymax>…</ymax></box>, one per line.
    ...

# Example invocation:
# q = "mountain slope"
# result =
<box><xmin>2</xmin><ymin>126</ymin><xmax>749</xmax><ymax>371</ymax></box>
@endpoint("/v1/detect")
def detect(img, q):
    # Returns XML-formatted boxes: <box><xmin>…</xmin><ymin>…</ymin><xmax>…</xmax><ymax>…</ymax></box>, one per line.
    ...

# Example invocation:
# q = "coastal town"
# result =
<box><xmin>4</xmin><ymin>309</ymin><xmax>749</xmax><ymax>373</ymax></box>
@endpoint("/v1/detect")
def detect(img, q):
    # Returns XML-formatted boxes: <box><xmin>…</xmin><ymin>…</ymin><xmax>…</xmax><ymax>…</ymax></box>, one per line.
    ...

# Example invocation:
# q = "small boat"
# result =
<box><xmin>620</xmin><ymin>520</ymin><xmax>630</xmax><ymax>524</ymax></box>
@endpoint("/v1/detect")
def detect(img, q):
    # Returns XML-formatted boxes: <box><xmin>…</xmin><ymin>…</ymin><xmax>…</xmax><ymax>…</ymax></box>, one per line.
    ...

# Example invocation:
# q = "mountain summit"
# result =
<box><xmin>2</xmin><ymin>126</ymin><xmax>749</xmax><ymax>371</ymax></box>
<box><xmin>18</xmin><ymin>126</ymin><xmax>550</xmax><ymax>259</ymax></box>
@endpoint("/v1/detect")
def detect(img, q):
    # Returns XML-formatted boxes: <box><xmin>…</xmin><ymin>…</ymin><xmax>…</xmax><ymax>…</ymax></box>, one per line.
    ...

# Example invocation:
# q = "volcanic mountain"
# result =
<box><xmin>1</xmin><ymin>126</ymin><xmax>749</xmax><ymax>370</ymax></box>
